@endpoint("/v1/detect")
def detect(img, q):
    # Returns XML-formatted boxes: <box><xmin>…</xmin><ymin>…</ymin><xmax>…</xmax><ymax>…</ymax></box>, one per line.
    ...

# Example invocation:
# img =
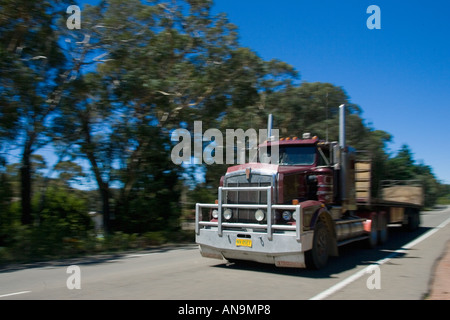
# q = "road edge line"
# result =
<box><xmin>0</xmin><ymin>291</ymin><xmax>31</xmax><ymax>298</ymax></box>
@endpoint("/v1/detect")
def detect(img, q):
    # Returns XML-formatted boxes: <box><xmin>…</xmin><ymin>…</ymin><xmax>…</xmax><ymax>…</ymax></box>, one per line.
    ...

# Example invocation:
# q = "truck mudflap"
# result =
<box><xmin>195</xmin><ymin>186</ymin><xmax>314</xmax><ymax>268</ymax></box>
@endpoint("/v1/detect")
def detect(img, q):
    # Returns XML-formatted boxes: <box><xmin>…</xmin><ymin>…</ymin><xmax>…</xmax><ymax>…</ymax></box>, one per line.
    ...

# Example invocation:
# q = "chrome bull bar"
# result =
<box><xmin>195</xmin><ymin>186</ymin><xmax>302</xmax><ymax>241</ymax></box>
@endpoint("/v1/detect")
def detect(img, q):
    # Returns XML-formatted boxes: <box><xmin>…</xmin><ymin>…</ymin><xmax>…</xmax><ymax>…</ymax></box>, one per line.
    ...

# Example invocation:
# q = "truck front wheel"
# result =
<box><xmin>305</xmin><ymin>221</ymin><xmax>330</xmax><ymax>270</ymax></box>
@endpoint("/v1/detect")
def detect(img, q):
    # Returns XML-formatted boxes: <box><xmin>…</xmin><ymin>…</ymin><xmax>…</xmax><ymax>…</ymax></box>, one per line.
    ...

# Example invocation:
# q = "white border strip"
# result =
<box><xmin>310</xmin><ymin>215</ymin><xmax>450</xmax><ymax>300</ymax></box>
<box><xmin>0</xmin><ymin>291</ymin><xmax>31</xmax><ymax>298</ymax></box>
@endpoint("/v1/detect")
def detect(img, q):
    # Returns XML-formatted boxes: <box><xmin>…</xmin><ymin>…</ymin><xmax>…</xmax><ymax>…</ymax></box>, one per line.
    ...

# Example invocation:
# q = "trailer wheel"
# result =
<box><xmin>306</xmin><ymin>221</ymin><xmax>329</xmax><ymax>270</ymax></box>
<box><xmin>405</xmin><ymin>209</ymin><xmax>420</xmax><ymax>231</ymax></box>
<box><xmin>378</xmin><ymin>214</ymin><xmax>388</xmax><ymax>245</ymax></box>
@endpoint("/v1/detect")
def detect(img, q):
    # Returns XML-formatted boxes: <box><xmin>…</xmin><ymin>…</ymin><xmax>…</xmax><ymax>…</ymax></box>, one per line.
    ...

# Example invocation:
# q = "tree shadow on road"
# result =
<box><xmin>211</xmin><ymin>226</ymin><xmax>433</xmax><ymax>279</ymax></box>
<box><xmin>0</xmin><ymin>244</ymin><xmax>198</xmax><ymax>274</ymax></box>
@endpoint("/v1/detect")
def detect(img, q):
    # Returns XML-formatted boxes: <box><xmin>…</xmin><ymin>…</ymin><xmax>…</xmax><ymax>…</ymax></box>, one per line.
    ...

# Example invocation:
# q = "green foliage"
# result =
<box><xmin>437</xmin><ymin>184</ymin><xmax>450</xmax><ymax>205</ymax></box>
<box><xmin>37</xmin><ymin>186</ymin><xmax>92</xmax><ymax>237</ymax></box>
<box><xmin>385</xmin><ymin>145</ymin><xmax>416</xmax><ymax>180</ymax></box>
<box><xmin>112</xmin><ymin>128</ymin><xmax>182</xmax><ymax>234</ymax></box>
<box><xmin>0</xmin><ymin>174</ymin><xmax>21</xmax><ymax>247</ymax></box>
<box><xmin>0</xmin><ymin>0</ymin><xmax>73</xmax><ymax>225</ymax></box>
<box><xmin>0</xmin><ymin>186</ymin><xmax>94</xmax><ymax>262</ymax></box>
<box><xmin>385</xmin><ymin>145</ymin><xmax>442</xmax><ymax>208</ymax></box>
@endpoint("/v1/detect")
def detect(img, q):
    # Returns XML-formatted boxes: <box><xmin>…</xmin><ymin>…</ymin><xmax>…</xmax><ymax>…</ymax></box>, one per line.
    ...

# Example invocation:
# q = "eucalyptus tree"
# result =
<box><xmin>56</xmin><ymin>0</ymin><xmax>297</xmax><ymax>233</ymax></box>
<box><xmin>0</xmin><ymin>0</ymin><xmax>73</xmax><ymax>224</ymax></box>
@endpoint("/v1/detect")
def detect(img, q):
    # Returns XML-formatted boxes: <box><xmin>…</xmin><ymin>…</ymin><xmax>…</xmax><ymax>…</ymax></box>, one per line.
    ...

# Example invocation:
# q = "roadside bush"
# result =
<box><xmin>0</xmin><ymin>184</ymin><xmax>195</xmax><ymax>265</ymax></box>
<box><xmin>0</xmin><ymin>186</ymin><xmax>95</xmax><ymax>263</ymax></box>
<box><xmin>34</xmin><ymin>186</ymin><xmax>93</xmax><ymax>256</ymax></box>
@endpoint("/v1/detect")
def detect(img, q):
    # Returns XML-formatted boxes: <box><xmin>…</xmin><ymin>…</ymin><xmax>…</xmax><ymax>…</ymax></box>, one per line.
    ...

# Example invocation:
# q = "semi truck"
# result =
<box><xmin>195</xmin><ymin>105</ymin><xmax>423</xmax><ymax>269</ymax></box>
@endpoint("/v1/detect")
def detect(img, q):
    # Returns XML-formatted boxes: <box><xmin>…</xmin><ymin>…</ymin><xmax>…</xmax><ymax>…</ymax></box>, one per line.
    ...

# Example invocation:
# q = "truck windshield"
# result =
<box><xmin>278</xmin><ymin>146</ymin><xmax>316</xmax><ymax>166</ymax></box>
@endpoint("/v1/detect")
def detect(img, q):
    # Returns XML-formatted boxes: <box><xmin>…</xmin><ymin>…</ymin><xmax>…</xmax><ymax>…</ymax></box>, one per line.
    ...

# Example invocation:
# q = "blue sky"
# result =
<box><xmin>209</xmin><ymin>0</ymin><xmax>450</xmax><ymax>183</ymax></box>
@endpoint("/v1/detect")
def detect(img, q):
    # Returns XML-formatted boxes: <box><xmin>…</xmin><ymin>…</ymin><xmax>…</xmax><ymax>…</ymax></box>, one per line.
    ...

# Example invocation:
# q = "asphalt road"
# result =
<box><xmin>1</xmin><ymin>206</ymin><xmax>449</xmax><ymax>301</ymax></box>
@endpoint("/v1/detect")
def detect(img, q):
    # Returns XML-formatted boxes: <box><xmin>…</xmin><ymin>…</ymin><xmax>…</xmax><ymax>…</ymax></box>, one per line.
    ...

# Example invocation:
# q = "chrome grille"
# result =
<box><xmin>224</xmin><ymin>173</ymin><xmax>274</xmax><ymax>223</ymax></box>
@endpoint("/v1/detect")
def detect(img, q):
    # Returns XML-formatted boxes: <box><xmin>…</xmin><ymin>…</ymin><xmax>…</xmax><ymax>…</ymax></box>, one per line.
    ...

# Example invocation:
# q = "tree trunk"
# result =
<box><xmin>99</xmin><ymin>183</ymin><xmax>111</xmax><ymax>234</ymax></box>
<box><xmin>20</xmin><ymin>144</ymin><xmax>33</xmax><ymax>225</ymax></box>
<box><xmin>82</xmin><ymin>118</ymin><xmax>112</xmax><ymax>234</ymax></box>
<box><xmin>84</xmin><ymin>150</ymin><xmax>111</xmax><ymax>234</ymax></box>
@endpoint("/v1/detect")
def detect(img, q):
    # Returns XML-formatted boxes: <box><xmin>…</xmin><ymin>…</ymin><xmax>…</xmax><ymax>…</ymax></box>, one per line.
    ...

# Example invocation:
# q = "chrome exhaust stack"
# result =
<box><xmin>339</xmin><ymin>104</ymin><xmax>347</xmax><ymax>202</ymax></box>
<box><xmin>267</xmin><ymin>114</ymin><xmax>273</xmax><ymax>140</ymax></box>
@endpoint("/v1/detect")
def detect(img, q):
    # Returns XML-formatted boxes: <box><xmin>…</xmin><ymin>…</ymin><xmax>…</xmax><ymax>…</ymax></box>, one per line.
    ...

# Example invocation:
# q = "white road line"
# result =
<box><xmin>310</xmin><ymin>215</ymin><xmax>450</xmax><ymax>300</ymax></box>
<box><xmin>128</xmin><ymin>254</ymin><xmax>148</xmax><ymax>258</ymax></box>
<box><xmin>0</xmin><ymin>291</ymin><xmax>31</xmax><ymax>298</ymax></box>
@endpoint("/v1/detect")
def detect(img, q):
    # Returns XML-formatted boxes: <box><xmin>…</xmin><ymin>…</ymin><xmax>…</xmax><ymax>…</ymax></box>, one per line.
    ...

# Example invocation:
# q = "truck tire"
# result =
<box><xmin>405</xmin><ymin>208</ymin><xmax>420</xmax><ymax>231</ymax></box>
<box><xmin>305</xmin><ymin>221</ymin><xmax>330</xmax><ymax>270</ymax></box>
<box><xmin>378</xmin><ymin>214</ymin><xmax>388</xmax><ymax>245</ymax></box>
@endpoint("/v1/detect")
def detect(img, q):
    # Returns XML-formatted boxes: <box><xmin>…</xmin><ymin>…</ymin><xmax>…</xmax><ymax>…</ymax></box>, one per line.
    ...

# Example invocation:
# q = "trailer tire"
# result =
<box><xmin>305</xmin><ymin>221</ymin><xmax>329</xmax><ymax>270</ymax></box>
<box><xmin>378</xmin><ymin>214</ymin><xmax>388</xmax><ymax>245</ymax></box>
<box><xmin>405</xmin><ymin>209</ymin><xmax>420</xmax><ymax>231</ymax></box>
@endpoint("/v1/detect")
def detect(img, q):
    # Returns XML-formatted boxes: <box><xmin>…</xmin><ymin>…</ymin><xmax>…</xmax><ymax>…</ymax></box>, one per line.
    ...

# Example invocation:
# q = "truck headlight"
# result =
<box><xmin>223</xmin><ymin>209</ymin><xmax>233</xmax><ymax>220</ymax></box>
<box><xmin>255</xmin><ymin>209</ymin><xmax>265</xmax><ymax>222</ymax></box>
<box><xmin>212</xmin><ymin>209</ymin><xmax>219</xmax><ymax>219</ymax></box>
<box><xmin>282</xmin><ymin>211</ymin><xmax>292</xmax><ymax>221</ymax></box>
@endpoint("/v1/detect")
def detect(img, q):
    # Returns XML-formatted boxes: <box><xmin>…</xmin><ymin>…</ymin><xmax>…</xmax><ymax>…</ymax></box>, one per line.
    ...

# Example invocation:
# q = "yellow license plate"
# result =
<box><xmin>236</xmin><ymin>238</ymin><xmax>252</xmax><ymax>248</ymax></box>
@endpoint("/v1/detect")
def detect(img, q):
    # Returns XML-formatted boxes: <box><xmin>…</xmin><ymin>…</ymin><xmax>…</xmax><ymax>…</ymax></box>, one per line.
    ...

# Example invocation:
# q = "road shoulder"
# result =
<box><xmin>428</xmin><ymin>239</ymin><xmax>450</xmax><ymax>300</ymax></box>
